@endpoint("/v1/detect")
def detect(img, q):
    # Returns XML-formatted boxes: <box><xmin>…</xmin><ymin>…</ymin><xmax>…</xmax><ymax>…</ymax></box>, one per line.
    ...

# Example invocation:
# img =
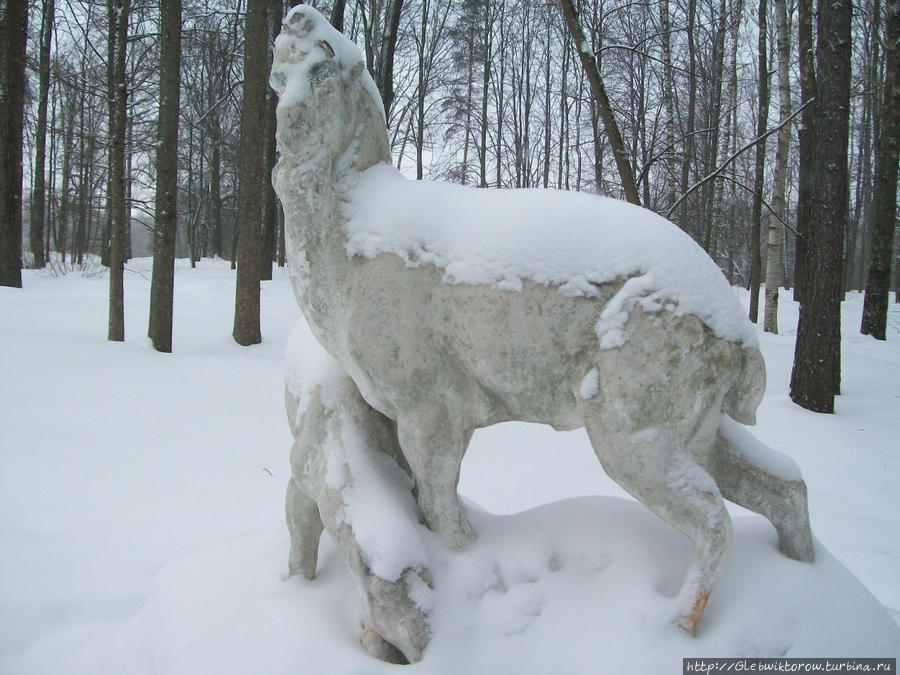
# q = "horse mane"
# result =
<box><xmin>342</xmin><ymin>68</ymin><xmax>392</xmax><ymax>176</ymax></box>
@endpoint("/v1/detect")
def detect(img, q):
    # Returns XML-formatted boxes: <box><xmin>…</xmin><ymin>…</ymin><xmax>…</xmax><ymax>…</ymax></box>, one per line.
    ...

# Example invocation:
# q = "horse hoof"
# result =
<box><xmin>678</xmin><ymin>589</ymin><xmax>709</xmax><ymax>636</ymax></box>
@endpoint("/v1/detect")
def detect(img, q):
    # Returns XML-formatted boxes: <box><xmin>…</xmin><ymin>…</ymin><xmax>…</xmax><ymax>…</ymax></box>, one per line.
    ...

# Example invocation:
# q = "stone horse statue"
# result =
<box><xmin>272</xmin><ymin>5</ymin><xmax>814</xmax><ymax>661</ymax></box>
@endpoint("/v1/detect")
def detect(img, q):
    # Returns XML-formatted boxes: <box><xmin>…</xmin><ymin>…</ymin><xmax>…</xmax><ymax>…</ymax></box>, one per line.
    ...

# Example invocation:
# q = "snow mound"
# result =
<box><xmin>344</xmin><ymin>164</ymin><xmax>759</xmax><ymax>348</ymax></box>
<box><xmin>60</xmin><ymin>498</ymin><xmax>898</xmax><ymax>674</ymax></box>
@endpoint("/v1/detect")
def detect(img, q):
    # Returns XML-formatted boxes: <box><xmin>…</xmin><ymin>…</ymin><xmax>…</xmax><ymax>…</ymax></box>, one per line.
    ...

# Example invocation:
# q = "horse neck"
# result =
<box><xmin>295</xmin><ymin>100</ymin><xmax>389</xmax><ymax>243</ymax></box>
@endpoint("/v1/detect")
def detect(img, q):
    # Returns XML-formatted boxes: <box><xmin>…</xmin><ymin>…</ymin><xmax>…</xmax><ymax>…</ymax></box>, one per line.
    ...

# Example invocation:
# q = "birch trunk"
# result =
<box><xmin>763</xmin><ymin>0</ymin><xmax>793</xmax><ymax>333</ymax></box>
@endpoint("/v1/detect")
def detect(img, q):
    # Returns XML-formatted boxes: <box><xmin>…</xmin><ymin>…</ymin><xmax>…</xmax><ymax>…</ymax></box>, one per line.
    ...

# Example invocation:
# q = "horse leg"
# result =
<box><xmin>396</xmin><ymin>403</ymin><xmax>474</xmax><ymax>548</ymax></box>
<box><xmin>581</xmin><ymin>337</ymin><xmax>735</xmax><ymax>635</ymax></box>
<box><xmin>704</xmin><ymin>418</ymin><xmax>814</xmax><ymax>562</ymax></box>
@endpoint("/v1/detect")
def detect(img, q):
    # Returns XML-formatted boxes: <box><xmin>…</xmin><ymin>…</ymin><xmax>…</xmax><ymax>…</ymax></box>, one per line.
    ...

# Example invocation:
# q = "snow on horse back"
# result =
<box><xmin>271</xmin><ymin>5</ymin><xmax>814</xmax><ymax>653</ymax></box>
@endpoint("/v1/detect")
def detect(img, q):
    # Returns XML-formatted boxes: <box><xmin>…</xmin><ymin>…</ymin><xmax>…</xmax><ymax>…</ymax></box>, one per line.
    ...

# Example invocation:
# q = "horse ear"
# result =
<box><xmin>317</xmin><ymin>40</ymin><xmax>335</xmax><ymax>58</ymax></box>
<box><xmin>284</xmin><ymin>9</ymin><xmax>314</xmax><ymax>37</ymax></box>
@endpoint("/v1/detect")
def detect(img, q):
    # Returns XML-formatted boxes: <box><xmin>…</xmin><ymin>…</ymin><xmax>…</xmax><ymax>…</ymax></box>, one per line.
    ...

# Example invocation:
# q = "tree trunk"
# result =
<box><xmin>59</xmin><ymin>92</ymin><xmax>75</xmax><ymax>263</ymax></box>
<box><xmin>107</xmin><ymin>0</ymin><xmax>129</xmax><ymax>341</ymax></box>
<box><xmin>764</xmin><ymin>0</ymin><xmax>793</xmax><ymax>333</ymax></box>
<box><xmin>680</xmin><ymin>0</ymin><xmax>698</xmax><ymax>232</ymax></box>
<box><xmin>0</xmin><ymin>0</ymin><xmax>28</xmax><ymax>287</ymax></box>
<box><xmin>233</xmin><ymin>0</ymin><xmax>269</xmax><ymax>346</ymax></box>
<box><xmin>659</xmin><ymin>0</ymin><xmax>676</xmax><ymax>211</ymax></box>
<box><xmin>148</xmin><ymin>0</ymin><xmax>182</xmax><ymax>353</ymax></box>
<box><xmin>209</xmin><ymin>116</ymin><xmax>223</xmax><ymax>258</ymax></box>
<box><xmin>699</xmin><ymin>0</ymin><xmax>729</xmax><ymax>254</ymax></box>
<box><xmin>748</xmin><ymin>0</ymin><xmax>769</xmax><ymax>324</ymax></box>
<box><xmin>542</xmin><ymin>19</ymin><xmax>552</xmax><ymax>190</ymax></box>
<box><xmin>330</xmin><ymin>0</ymin><xmax>345</xmax><ymax>32</ymax></box>
<box><xmin>460</xmin><ymin>31</ymin><xmax>474</xmax><ymax>185</ymax></box>
<box><xmin>793</xmin><ymin>0</ymin><xmax>817</xmax><ymax>301</ymax></box>
<box><xmin>559</xmin><ymin>0</ymin><xmax>640</xmax><ymax>205</ymax></box>
<box><xmin>479</xmin><ymin>19</ymin><xmax>491</xmax><ymax>188</ymax></box>
<box><xmin>790</xmin><ymin>0</ymin><xmax>852</xmax><ymax>412</ymax></box>
<box><xmin>861</xmin><ymin>0</ymin><xmax>900</xmax><ymax>339</ymax></box>
<box><xmin>260</xmin><ymin>0</ymin><xmax>282</xmax><ymax>281</ymax></box>
<box><xmin>376</xmin><ymin>0</ymin><xmax>404</xmax><ymax>122</ymax></box>
<box><xmin>415</xmin><ymin>0</ymin><xmax>427</xmax><ymax>179</ymax></box>
<box><xmin>30</xmin><ymin>0</ymin><xmax>54</xmax><ymax>270</ymax></box>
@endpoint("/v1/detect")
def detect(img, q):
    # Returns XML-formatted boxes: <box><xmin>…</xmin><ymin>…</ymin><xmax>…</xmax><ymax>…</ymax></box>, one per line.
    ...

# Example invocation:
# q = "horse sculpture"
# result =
<box><xmin>272</xmin><ymin>5</ymin><xmax>814</xmax><ymax>661</ymax></box>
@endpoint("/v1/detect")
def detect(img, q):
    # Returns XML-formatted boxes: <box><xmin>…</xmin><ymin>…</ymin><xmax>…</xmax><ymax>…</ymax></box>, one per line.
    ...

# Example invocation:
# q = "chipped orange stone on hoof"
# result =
<box><xmin>679</xmin><ymin>590</ymin><xmax>710</xmax><ymax>636</ymax></box>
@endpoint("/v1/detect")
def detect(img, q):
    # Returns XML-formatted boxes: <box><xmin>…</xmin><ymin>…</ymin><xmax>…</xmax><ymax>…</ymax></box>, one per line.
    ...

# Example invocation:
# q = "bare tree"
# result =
<box><xmin>29</xmin><ymin>0</ymin><xmax>55</xmax><ymax>270</ymax></box>
<box><xmin>793</xmin><ymin>0</ymin><xmax>817</xmax><ymax>301</ymax></box>
<box><xmin>559</xmin><ymin>0</ymin><xmax>639</xmax><ymax>204</ymax></box>
<box><xmin>149</xmin><ymin>0</ymin><xmax>182</xmax><ymax>352</ymax></box>
<box><xmin>261</xmin><ymin>0</ymin><xmax>284</xmax><ymax>280</ymax></box>
<box><xmin>748</xmin><ymin>0</ymin><xmax>769</xmax><ymax>324</ymax></box>
<box><xmin>107</xmin><ymin>0</ymin><xmax>130</xmax><ymax>341</ymax></box>
<box><xmin>233</xmin><ymin>0</ymin><xmax>269</xmax><ymax>346</ymax></box>
<box><xmin>364</xmin><ymin>0</ymin><xmax>405</xmax><ymax>123</ymax></box>
<box><xmin>791</xmin><ymin>0</ymin><xmax>853</xmax><ymax>412</ymax></box>
<box><xmin>763</xmin><ymin>0</ymin><xmax>793</xmax><ymax>333</ymax></box>
<box><xmin>861</xmin><ymin>0</ymin><xmax>900</xmax><ymax>339</ymax></box>
<box><xmin>0</xmin><ymin>0</ymin><xmax>28</xmax><ymax>288</ymax></box>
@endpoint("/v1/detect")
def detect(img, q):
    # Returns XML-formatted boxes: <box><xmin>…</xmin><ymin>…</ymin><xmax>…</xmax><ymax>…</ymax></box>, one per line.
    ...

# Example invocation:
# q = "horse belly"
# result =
<box><xmin>345</xmin><ymin>258</ymin><xmax>602</xmax><ymax>429</ymax></box>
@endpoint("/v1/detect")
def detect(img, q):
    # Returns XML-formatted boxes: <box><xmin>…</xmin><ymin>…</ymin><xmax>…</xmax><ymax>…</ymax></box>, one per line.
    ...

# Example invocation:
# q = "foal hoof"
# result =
<box><xmin>360</xmin><ymin>627</ymin><xmax>409</xmax><ymax>664</ymax></box>
<box><xmin>678</xmin><ymin>590</ymin><xmax>709</xmax><ymax>636</ymax></box>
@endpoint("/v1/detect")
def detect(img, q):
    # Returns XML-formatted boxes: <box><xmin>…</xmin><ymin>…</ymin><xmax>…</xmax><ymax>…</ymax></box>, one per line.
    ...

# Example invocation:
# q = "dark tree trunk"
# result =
<box><xmin>30</xmin><ymin>0</ymin><xmax>54</xmax><ymax>270</ymax></box>
<box><xmin>209</xmin><ymin>117</ymin><xmax>223</xmax><ymax>258</ymax></box>
<box><xmin>233</xmin><ymin>0</ymin><xmax>269</xmax><ymax>346</ymax></box>
<box><xmin>149</xmin><ymin>0</ymin><xmax>182</xmax><ymax>353</ymax></box>
<box><xmin>861</xmin><ymin>0</ymin><xmax>900</xmax><ymax>339</ymax></box>
<box><xmin>0</xmin><ymin>0</ymin><xmax>28</xmax><ymax>288</ymax></box>
<box><xmin>790</xmin><ymin>0</ymin><xmax>852</xmax><ymax>412</ymax></box>
<box><xmin>260</xmin><ymin>0</ymin><xmax>282</xmax><ymax>281</ymax></box>
<box><xmin>680</xmin><ymin>0</ymin><xmax>698</xmax><ymax>232</ymax></box>
<box><xmin>748</xmin><ymin>0</ymin><xmax>769</xmax><ymax>323</ymax></box>
<box><xmin>107</xmin><ymin>0</ymin><xmax>130</xmax><ymax>342</ymax></box>
<box><xmin>793</xmin><ymin>0</ymin><xmax>817</xmax><ymax>302</ymax></box>
<box><xmin>376</xmin><ymin>0</ymin><xmax>404</xmax><ymax>122</ymax></box>
<box><xmin>330</xmin><ymin>0</ymin><xmax>345</xmax><ymax>32</ymax></box>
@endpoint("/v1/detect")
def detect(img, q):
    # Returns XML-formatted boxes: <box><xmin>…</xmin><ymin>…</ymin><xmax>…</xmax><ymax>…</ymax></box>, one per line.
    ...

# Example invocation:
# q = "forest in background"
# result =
<box><xmin>7</xmin><ymin>0</ymin><xmax>896</xmax><ymax>281</ymax></box>
<box><xmin>1</xmin><ymin>0</ymin><xmax>898</xmax><ymax>413</ymax></box>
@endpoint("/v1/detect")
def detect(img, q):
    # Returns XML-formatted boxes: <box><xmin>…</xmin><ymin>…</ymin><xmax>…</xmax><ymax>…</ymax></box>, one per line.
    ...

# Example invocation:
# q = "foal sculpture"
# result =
<box><xmin>284</xmin><ymin>328</ymin><xmax>431</xmax><ymax>663</ymax></box>
<box><xmin>272</xmin><ymin>5</ymin><xmax>814</xmax><ymax>658</ymax></box>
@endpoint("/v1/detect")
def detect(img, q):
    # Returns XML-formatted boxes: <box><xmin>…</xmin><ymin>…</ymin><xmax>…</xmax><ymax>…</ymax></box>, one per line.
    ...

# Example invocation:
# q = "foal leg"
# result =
<box><xmin>286</xmin><ymin>476</ymin><xmax>325</xmax><ymax>579</ymax></box>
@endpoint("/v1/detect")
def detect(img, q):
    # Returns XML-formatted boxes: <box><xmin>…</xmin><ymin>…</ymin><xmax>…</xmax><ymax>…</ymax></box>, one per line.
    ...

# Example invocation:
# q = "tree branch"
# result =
<box><xmin>665</xmin><ymin>98</ymin><xmax>813</xmax><ymax>220</ymax></box>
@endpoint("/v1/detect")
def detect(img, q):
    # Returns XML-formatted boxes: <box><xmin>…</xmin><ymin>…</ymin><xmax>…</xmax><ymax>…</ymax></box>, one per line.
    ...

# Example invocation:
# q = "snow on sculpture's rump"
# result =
<box><xmin>271</xmin><ymin>5</ymin><xmax>814</xmax><ymax>661</ymax></box>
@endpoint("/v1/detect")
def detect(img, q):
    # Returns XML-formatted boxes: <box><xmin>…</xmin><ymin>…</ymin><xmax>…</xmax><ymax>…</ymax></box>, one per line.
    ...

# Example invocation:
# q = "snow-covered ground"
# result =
<box><xmin>1</xmin><ymin>258</ymin><xmax>898</xmax><ymax>673</ymax></box>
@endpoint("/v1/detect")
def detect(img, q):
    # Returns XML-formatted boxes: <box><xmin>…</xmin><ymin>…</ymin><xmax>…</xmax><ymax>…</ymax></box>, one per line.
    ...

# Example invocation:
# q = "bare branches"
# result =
<box><xmin>559</xmin><ymin>0</ymin><xmax>640</xmax><ymax>205</ymax></box>
<box><xmin>665</xmin><ymin>99</ymin><xmax>813</xmax><ymax>221</ymax></box>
